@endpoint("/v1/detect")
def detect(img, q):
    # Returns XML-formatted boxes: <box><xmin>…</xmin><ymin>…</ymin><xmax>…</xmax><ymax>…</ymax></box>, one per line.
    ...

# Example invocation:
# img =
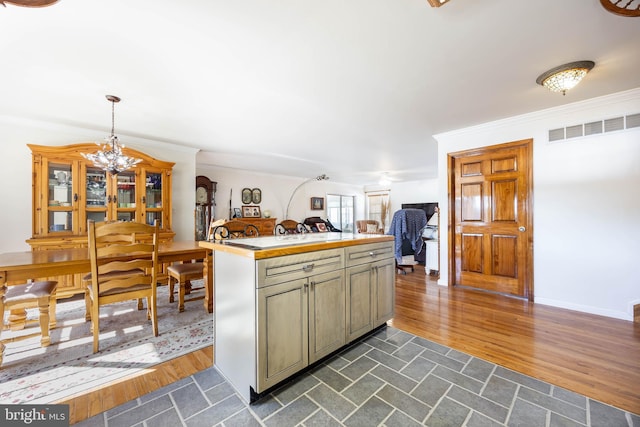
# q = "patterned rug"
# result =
<box><xmin>0</xmin><ymin>282</ymin><xmax>213</xmax><ymax>404</ymax></box>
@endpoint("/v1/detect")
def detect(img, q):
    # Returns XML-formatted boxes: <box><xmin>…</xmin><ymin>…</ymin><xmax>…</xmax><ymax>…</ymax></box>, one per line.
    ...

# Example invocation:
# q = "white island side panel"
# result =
<box><xmin>214</xmin><ymin>250</ymin><xmax>257</xmax><ymax>403</ymax></box>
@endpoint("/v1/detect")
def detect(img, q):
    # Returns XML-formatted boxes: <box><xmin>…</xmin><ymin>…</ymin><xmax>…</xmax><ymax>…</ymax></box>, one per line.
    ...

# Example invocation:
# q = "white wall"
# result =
<box><xmin>435</xmin><ymin>88</ymin><xmax>640</xmax><ymax>321</ymax></box>
<box><xmin>195</xmin><ymin>164</ymin><xmax>365</xmax><ymax>226</ymax></box>
<box><xmin>385</xmin><ymin>179</ymin><xmax>439</xmax><ymax>215</ymax></box>
<box><xmin>0</xmin><ymin>115</ymin><xmax>198</xmax><ymax>254</ymax></box>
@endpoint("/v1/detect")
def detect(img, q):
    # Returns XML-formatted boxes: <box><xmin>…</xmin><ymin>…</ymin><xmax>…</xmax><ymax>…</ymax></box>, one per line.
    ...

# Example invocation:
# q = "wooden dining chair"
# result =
<box><xmin>0</xmin><ymin>280</ymin><xmax>58</xmax><ymax>366</ymax></box>
<box><xmin>87</xmin><ymin>220</ymin><xmax>159</xmax><ymax>353</ymax></box>
<box><xmin>82</xmin><ymin>223</ymin><xmax>148</xmax><ymax>321</ymax></box>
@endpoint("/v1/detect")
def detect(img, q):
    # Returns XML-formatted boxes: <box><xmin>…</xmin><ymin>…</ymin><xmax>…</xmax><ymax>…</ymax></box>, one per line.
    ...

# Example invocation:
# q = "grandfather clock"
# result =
<box><xmin>195</xmin><ymin>175</ymin><xmax>216</xmax><ymax>241</ymax></box>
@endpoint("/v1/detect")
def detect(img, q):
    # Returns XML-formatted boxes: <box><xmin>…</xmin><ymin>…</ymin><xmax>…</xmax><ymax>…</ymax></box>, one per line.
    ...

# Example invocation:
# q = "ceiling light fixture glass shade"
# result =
<box><xmin>536</xmin><ymin>61</ymin><xmax>595</xmax><ymax>95</ymax></box>
<box><xmin>82</xmin><ymin>95</ymin><xmax>141</xmax><ymax>175</ymax></box>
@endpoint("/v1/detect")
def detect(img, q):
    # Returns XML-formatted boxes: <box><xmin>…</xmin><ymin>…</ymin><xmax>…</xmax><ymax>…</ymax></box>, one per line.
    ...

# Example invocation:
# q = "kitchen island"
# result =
<box><xmin>200</xmin><ymin>232</ymin><xmax>395</xmax><ymax>403</ymax></box>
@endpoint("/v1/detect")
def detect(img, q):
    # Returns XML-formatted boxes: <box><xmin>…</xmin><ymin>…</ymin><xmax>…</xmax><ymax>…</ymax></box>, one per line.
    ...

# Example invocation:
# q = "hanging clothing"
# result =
<box><xmin>387</xmin><ymin>208</ymin><xmax>427</xmax><ymax>263</ymax></box>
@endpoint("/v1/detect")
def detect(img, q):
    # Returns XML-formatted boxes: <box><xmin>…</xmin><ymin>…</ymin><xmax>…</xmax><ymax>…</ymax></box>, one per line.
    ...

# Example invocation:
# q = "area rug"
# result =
<box><xmin>0</xmin><ymin>282</ymin><xmax>213</xmax><ymax>404</ymax></box>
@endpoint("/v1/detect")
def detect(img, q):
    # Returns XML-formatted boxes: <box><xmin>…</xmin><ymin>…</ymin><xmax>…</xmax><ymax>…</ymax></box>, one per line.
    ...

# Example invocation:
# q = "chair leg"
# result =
<box><xmin>37</xmin><ymin>297</ymin><xmax>52</xmax><ymax>347</ymax></box>
<box><xmin>150</xmin><ymin>293</ymin><xmax>158</xmax><ymax>337</ymax></box>
<box><xmin>92</xmin><ymin>302</ymin><xmax>100</xmax><ymax>353</ymax></box>
<box><xmin>168</xmin><ymin>276</ymin><xmax>175</xmax><ymax>303</ymax></box>
<box><xmin>178</xmin><ymin>281</ymin><xmax>186</xmax><ymax>313</ymax></box>
<box><xmin>84</xmin><ymin>288</ymin><xmax>92</xmax><ymax>322</ymax></box>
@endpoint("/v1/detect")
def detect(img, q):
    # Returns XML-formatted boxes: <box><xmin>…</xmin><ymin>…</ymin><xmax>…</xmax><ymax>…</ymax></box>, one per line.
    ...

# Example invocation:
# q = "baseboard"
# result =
<box><xmin>535</xmin><ymin>297</ymin><xmax>632</xmax><ymax>321</ymax></box>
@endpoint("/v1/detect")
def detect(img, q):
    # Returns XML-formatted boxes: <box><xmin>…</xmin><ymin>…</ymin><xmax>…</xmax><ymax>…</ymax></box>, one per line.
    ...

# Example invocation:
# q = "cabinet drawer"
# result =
<box><xmin>345</xmin><ymin>242</ymin><xmax>394</xmax><ymax>267</ymax></box>
<box><xmin>257</xmin><ymin>248</ymin><xmax>344</xmax><ymax>288</ymax></box>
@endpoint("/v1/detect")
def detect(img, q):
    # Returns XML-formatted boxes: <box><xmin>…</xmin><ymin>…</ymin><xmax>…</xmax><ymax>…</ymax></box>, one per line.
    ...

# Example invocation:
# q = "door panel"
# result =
<box><xmin>449</xmin><ymin>139</ymin><xmax>533</xmax><ymax>299</ymax></box>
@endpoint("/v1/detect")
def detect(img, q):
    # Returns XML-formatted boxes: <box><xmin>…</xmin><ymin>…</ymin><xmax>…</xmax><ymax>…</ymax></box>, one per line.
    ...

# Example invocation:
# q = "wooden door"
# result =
<box><xmin>448</xmin><ymin>139</ymin><xmax>533</xmax><ymax>300</ymax></box>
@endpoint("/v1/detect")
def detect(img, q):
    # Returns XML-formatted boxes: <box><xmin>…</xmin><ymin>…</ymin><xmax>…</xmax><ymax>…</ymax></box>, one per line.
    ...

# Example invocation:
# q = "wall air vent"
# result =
<box><xmin>604</xmin><ymin>117</ymin><xmax>624</xmax><ymax>133</ymax></box>
<box><xmin>584</xmin><ymin>121</ymin><xmax>603</xmax><ymax>136</ymax></box>
<box><xmin>566</xmin><ymin>124</ymin><xmax>583</xmax><ymax>139</ymax></box>
<box><xmin>627</xmin><ymin>113</ymin><xmax>640</xmax><ymax>129</ymax></box>
<box><xmin>548</xmin><ymin>128</ymin><xmax>565</xmax><ymax>142</ymax></box>
<box><xmin>547</xmin><ymin>112</ymin><xmax>639</xmax><ymax>143</ymax></box>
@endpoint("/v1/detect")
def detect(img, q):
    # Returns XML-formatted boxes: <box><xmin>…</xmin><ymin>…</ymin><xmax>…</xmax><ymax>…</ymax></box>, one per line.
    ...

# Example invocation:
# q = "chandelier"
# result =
<box><xmin>82</xmin><ymin>95</ymin><xmax>141</xmax><ymax>175</ymax></box>
<box><xmin>536</xmin><ymin>61</ymin><xmax>595</xmax><ymax>96</ymax></box>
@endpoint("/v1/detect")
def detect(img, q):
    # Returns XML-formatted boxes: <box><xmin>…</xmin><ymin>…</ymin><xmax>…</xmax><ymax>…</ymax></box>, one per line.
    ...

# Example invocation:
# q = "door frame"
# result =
<box><xmin>446</xmin><ymin>138</ymin><xmax>534</xmax><ymax>301</ymax></box>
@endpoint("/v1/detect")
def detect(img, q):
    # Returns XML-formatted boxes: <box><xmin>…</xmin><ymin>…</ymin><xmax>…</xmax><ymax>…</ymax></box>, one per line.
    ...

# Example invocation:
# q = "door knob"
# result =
<box><xmin>518</xmin><ymin>226</ymin><xmax>526</xmax><ymax>232</ymax></box>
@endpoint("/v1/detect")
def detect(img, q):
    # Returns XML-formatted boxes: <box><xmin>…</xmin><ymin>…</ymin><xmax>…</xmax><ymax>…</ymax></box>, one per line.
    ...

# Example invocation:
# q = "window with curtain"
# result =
<box><xmin>366</xmin><ymin>191</ymin><xmax>390</xmax><ymax>232</ymax></box>
<box><xmin>326</xmin><ymin>194</ymin><xmax>354</xmax><ymax>233</ymax></box>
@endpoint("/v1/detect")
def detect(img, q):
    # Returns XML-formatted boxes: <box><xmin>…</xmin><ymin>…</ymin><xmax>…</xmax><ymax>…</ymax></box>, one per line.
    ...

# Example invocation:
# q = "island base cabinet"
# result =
<box><xmin>373</xmin><ymin>258</ymin><xmax>396</xmax><ymax>327</ymax></box>
<box><xmin>346</xmin><ymin>264</ymin><xmax>374</xmax><ymax>342</ymax></box>
<box><xmin>308</xmin><ymin>270</ymin><xmax>346</xmax><ymax>364</ymax></box>
<box><xmin>257</xmin><ymin>278</ymin><xmax>309</xmax><ymax>392</ymax></box>
<box><xmin>346</xmin><ymin>257</ymin><xmax>396</xmax><ymax>341</ymax></box>
<box><xmin>257</xmin><ymin>270</ymin><xmax>346</xmax><ymax>393</ymax></box>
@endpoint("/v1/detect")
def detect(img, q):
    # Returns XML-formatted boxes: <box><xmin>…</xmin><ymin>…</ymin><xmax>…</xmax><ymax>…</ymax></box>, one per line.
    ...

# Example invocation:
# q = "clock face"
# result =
<box><xmin>196</xmin><ymin>186</ymin><xmax>208</xmax><ymax>204</ymax></box>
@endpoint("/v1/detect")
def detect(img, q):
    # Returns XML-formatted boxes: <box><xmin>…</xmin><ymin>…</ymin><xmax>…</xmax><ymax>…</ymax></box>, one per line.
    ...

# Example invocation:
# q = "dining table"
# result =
<box><xmin>0</xmin><ymin>240</ymin><xmax>213</xmax><ymax>329</ymax></box>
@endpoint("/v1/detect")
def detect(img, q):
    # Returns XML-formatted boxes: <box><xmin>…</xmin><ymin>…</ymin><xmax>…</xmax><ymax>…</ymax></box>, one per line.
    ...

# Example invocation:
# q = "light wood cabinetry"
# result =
<box><xmin>203</xmin><ymin>235</ymin><xmax>394</xmax><ymax>403</ymax></box>
<box><xmin>26</xmin><ymin>143</ymin><xmax>175</xmax><ymax>298</ymax></box>
<box><xmin>239</xmin><ymin>218</ymin><xmax>276</xmax><ymax>236</ymax></box>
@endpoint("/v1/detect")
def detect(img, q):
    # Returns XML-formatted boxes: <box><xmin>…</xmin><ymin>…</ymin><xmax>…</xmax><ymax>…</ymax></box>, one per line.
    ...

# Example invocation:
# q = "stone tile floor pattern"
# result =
<box><xmin>77</xmin><ymin>327</ymin><xmax>639</xmax><ymax>427</ymax></box>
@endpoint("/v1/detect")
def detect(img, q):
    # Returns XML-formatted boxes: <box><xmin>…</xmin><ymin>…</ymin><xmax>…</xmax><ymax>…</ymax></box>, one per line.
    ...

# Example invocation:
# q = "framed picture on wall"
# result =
<box><xmin>233</xmin><ymin>208</ymin><xmax>242</xmax><ymax>218</ymax></box>
<box><xmin>242</xmin><ymin>205</ymin><xmax>261</xmax><ymax>218</ymax></box>
<box><xmin>310</xmin><ymin>197</ymin><xmax>324</xmax><ymax>210</ymax></box>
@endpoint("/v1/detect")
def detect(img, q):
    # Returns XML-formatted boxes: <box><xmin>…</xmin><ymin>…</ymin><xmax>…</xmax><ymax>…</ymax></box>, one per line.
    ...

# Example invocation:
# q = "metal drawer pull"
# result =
<box><xmin>302</xmin><ymin>263</ymin><xmax>314</xmax><ymax>272</ymax></box>
<box><xmin>369</xmin><ymin>252</ymin><xmax>377</xmax><ymax>257</ymax></box>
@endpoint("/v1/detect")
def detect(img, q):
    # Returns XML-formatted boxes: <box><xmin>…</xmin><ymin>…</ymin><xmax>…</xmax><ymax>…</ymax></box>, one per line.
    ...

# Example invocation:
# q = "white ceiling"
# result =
<box><xmin>2</xmin><ymin>0</ymin><xmax>639</xmax><ymax>185</ymax></box>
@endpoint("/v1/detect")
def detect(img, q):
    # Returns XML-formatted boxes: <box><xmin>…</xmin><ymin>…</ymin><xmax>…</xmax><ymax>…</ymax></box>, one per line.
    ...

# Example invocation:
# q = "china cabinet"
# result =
<box><xmin>26</xmin><ymin>143</ymin><xmax>175</xmax><ymax>298</ymax></box>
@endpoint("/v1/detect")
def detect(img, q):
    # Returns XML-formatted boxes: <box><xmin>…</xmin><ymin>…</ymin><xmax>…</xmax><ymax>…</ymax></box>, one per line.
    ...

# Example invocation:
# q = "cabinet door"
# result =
<box><xmin>308</xmin><ymin>270</ymin><xmax>345</xmax><ymax>363</ymax></box>
<box><xmin>257</xmin><ymin>278</ymin><xmax>308</xmax><ymax>392</ymax></box>
<box><xmin>345</xmin><ymin>263</ymin><xmax>373</xmax><ymax>342</ymax></box>
<box><xmin>41</xmin><ymin>158</ymin><xmax>78</xmax><ymax>236</ymax></box>
<box><xmin>142</xmin><ymin>169</ymin><xmax>166</xmax><ymax>228</ymax></box>
<box><xmin>110</xmin><ymin>169</ymin><xmax>138</xmax><ymax>222</ymax></box>
<box><xmin>372</xmin><ymin>258</ymin><xmax>395</xmax><ymax>328</ymax></box>
<box><xmin>82</xmin><ymin>164</ymin><xmax>108</xmax><ymax>232</ymax></box>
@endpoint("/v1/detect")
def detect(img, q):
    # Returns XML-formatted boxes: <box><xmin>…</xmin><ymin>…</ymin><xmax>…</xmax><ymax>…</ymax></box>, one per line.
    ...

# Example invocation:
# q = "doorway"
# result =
<box><xmin>447</xmin><ymin>139</ymin><xmax>534</xmax><ymax>300</ymax></box>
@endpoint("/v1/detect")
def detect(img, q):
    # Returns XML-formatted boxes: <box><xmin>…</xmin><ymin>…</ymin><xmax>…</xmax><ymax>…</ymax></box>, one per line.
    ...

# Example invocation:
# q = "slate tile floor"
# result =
<box><xmin>77</xmin><ymin>327</ymin><xmax>639</xmax><ymax>427</ymax></box>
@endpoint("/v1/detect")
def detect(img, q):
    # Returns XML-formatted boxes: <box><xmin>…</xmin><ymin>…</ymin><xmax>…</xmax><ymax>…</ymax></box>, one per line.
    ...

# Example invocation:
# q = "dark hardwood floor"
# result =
<box><xmin>60</xmin><ymin>268</ymin><xmax>640</xmax><ymax>424</ymax></box>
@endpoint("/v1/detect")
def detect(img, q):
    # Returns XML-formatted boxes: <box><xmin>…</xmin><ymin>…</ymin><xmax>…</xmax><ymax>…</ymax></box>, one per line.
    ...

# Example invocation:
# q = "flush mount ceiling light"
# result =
<box><xmin>82</xmin><ymin>95</ymin><xmax>141</xmax><ymax>175</ymax></box>
<box><xmin>0</xmin><ymin>0</ymin><xmax>58</xmax><ymax>7</ymax></box>
<box><xmin>536</xmin><ymin>61</ymin><xmax>595</xmax><ymax>95</ymax></box>
<box><xmin>426</xmin><ymin>0</ymin><xmax>450</xmax><ymax>6</ymax></box>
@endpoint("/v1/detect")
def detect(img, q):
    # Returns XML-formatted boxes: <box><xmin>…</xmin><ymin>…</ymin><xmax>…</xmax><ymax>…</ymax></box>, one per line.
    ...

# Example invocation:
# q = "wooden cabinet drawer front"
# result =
<box><xmin>257</xmin><ymin>248</ymin><xmax>344</xmax><ymax>287</ymax></box>
<box><xmin>345</xmin><ymin>242</ymin><xmax>394</xmax><ymax>267</ymax></box>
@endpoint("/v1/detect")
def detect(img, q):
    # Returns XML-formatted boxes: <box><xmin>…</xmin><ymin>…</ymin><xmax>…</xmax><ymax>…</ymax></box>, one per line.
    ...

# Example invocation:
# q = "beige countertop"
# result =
<box><xmin>199</xmin><ymin>232</ymin><xmax>393</xmax><ymax>260</ymax></box>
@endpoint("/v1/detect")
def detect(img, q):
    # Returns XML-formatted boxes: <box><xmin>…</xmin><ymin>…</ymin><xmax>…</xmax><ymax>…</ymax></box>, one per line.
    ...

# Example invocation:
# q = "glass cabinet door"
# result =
<box><xmin>144</xmin><ymin>171</ymin><xmax>164</xmax><ymax>228</ymax></box>
<box><xmin>114</xmin><ymin>170</ymin><xmax>137</xmax><ymax>222</ymax></box>
<box><xmin>46</xmin><ymin>161</ymin><xmax>74</xmax><ymax>234</ymax></box>
<box><xmin>84</xmin><ymin>166</ymin><xmax>108</xmax><ymax>226</ymax></box>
